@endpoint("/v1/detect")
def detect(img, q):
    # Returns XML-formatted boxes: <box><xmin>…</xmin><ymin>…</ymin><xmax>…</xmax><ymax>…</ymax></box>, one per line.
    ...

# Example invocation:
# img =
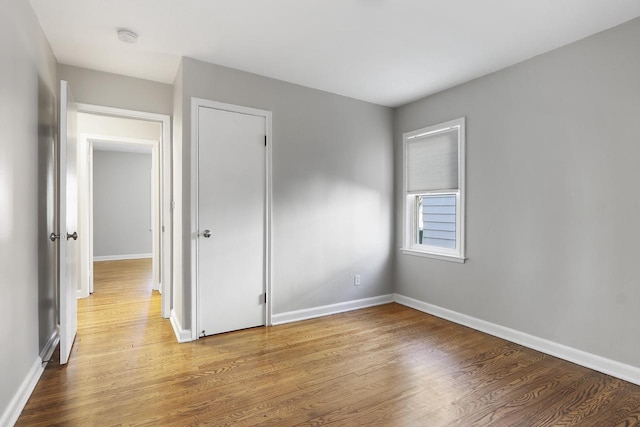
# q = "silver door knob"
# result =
<box><xmin>202</xmin><ymin>229</ymin><xmax>212</xmax><ymax>238</ymax></box>
<box><xmin>66</xmin><ymin>231</ymin><xmax>78</xmax><ymax>241</ymax></box>
<box><xmin>50</xmin><ymin>233</ymin><xmax>60</xmax><ymax>241</ymax></box>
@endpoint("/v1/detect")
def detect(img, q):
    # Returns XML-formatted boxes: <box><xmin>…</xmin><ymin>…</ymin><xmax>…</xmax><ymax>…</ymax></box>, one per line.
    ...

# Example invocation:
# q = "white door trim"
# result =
<box><xmin>190</xmin><ymin>98</ymin><xmax>273</xmax><ymax>341</ymax></box>
<box><xmin>75</xmin><ymin>103</ymin><xmax>172</xmax><ymax>319</ymax></box>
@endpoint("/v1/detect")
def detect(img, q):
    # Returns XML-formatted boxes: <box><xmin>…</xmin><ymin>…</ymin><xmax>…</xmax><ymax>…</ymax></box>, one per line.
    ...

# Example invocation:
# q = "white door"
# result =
<box><xmin>59</xmin><ymin>80</ymin><xmax>78</xmax><ymax>364</ymax></box>
<box><xmin>198</xmin><ymin>106</ymin><xmax>266</xmax><ymax>336</ymax></box>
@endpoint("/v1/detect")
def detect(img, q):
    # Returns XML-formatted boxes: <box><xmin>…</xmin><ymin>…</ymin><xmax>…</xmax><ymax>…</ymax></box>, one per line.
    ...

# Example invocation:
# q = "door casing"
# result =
<box><xmin>190</xmin><ymin>98</ymin><xmax>273</xmax><ymax>341</ymax></box>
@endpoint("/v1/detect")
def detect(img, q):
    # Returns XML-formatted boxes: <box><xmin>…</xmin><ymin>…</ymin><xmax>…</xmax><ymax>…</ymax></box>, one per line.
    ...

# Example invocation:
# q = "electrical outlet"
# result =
<box><xmin>354</xmin><ymin>274</ymin><xmax>361</xmax><ymax>286</ymax></box>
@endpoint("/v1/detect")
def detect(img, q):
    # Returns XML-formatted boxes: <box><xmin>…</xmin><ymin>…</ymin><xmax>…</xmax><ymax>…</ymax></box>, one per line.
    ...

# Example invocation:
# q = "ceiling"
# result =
<box><xmin>29</xmin><ymin>1</ymin><xmax>640</xmax><ymax>107</ymax></box>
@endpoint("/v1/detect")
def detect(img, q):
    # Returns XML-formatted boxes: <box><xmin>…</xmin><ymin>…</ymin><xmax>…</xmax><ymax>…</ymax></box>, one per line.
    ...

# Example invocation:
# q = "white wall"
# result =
<box><xmin>394</xmin><ymin>17</ymin><xmax>640</xmax><ymax>368</ymax></box>
<box><xmin>173</xmin><ymin>58</ymin><xmax>395</xmax><ymax>330</ymax></box>
<box><xmin>58</xmin><ymin>64</ymin><xmax>173</xmax><ymax>116</ymax></box>
<box><xmin>78</xmin><ymin>113</ymin><xmax>163</xmax><ymax>141</ymax></box>
<box><xmin>0</xmin><ymin>0</ymin><xmax>58</xmax><ymax>424</ymax></box>
<box><xmin>93</xmin><ymin>151</ymin><xmax>153</xmax><ymax>258</ymax></box>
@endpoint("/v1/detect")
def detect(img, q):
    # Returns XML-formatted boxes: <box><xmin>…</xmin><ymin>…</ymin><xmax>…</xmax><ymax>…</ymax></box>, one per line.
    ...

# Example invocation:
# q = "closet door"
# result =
<box><xmin>197</xmin><ymin>106</ymin><xmax>266</xmax><ymax>336</ymax></box>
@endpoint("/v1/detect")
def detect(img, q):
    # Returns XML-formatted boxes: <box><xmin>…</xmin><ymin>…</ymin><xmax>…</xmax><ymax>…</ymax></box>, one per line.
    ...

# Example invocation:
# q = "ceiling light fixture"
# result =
<box><xmin>117</xmin><ymin>29</ymin><xmax>138</xmax><ymax>44</ymax></box>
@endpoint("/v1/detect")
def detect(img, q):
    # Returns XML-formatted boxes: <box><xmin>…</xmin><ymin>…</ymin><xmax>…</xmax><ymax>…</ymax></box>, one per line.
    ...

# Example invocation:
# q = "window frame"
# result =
<box><xmin>401</xmin><ymin>117</ymin><xmax>466</xmax><ymax>263</ymax></box>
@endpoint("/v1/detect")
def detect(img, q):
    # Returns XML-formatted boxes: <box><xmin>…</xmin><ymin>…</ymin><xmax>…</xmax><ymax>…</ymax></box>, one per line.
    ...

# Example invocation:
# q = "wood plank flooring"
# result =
<box><xmin>18</xmin><ymin>259</ymin><xmax>640</xmax><ymax>426</ymax></box>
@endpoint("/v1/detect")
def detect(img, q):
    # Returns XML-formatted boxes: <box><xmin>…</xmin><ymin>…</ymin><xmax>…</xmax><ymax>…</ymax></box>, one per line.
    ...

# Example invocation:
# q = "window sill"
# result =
<box><xmin>400</xmin><ymin>248</ymin><xmax>466</xmax><ymax>264</ymax></box>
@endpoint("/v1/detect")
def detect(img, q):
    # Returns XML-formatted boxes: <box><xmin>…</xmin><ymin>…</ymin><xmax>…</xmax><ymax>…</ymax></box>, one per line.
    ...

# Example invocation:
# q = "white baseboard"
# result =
<box><xmin>39</xmin><ymin>329</ymin><xmax>59</xmax><ymax>364</ymax></box>
<box><xmin>394</xmin><ymin>293</ymin><xmax>640</xmax><ymax>386</ymax></box>
<box><xmin>170</xmin><ymin>310</ymin><xmax>192</xmax><ymax>343</ymax></box>
<box><xmin>93</xmin><ymin>253</ymin><xmax>152</xmax><ymax>262</ymax></box>
<box><xmin>0</xmin><ymin>357</ymin><xmax>45</xmax><ymax>427</ymax></box>
<box><xmin>272</xmin><ymin>294</ymin><xmax>394</xmax><ymax>326</ymax></box>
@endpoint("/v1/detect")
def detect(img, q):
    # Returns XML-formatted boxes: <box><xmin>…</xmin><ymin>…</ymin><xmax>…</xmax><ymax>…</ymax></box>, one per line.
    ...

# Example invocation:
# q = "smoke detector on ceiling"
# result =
<box><xmin>117</xmin><ymin>29</ymin><xmax>138</xmax><ymax>44</ymax></box>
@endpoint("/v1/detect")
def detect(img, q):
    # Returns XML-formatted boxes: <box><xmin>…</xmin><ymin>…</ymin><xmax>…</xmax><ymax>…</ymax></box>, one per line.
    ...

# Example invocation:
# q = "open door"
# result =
<box><xmin>59</xmin><ymin>80</ymin><xmax>78</xmax><ymax>365</ymax></box>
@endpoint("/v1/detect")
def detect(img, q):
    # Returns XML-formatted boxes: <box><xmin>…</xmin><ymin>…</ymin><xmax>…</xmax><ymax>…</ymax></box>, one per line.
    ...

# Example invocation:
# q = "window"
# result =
<box><xmin>402</xmin><ymin>117</ymin><xmax>466</xmax><ymax>262</ymax></box>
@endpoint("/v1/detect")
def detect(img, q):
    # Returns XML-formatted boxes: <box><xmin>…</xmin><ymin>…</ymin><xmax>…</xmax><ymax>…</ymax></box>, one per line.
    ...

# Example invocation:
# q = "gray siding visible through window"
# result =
<box><xmin>420</xmin><ymin>194</ymin><xmax>456</xmax><ymax>249</ymax></box>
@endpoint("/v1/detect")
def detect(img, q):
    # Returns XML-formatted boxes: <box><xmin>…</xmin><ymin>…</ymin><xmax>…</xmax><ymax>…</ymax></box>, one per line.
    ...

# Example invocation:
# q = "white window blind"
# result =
<box><xmin>406</xmin><ymin>128</ymin><xmax>459</xmax><ymax>192</ymax></box>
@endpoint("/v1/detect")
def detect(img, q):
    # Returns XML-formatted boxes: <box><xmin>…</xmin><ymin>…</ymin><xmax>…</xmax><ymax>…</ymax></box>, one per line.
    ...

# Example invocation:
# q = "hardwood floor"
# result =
<box><xmin>18</xmin><ymin>259</ymin><xmax>640</xmax><ymax>426</ymax></box>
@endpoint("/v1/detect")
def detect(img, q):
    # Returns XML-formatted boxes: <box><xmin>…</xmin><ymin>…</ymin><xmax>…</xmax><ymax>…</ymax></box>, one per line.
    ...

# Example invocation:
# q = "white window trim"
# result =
<box><xmin>401</xmin><ymin>117</ymin><xmax>466</xmax><ymax>263</ymax></box>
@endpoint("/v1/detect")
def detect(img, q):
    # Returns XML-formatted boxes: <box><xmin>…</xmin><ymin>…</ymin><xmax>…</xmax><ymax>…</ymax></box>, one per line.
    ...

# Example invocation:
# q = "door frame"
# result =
<box><xmin>79</xmin><ymin>134</ymin><xmax>160</xmax><ymax>297</ymax></box>
<box><xmin>75</xmin><ymin>103</ymin><xmax>172</xmax><ymax>319</ymax></box>
<box><xmin>190</xmin><ymin>98</ymin><xmax>273</xmax><ymax>340</ymax></box>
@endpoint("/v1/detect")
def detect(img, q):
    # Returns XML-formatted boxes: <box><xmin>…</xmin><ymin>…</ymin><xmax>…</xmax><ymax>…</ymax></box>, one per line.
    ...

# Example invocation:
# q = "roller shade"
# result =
<box><xmin>406</xmin><ymin>128</ymin><xmax>459</xmax><ymax>192</ymax></box>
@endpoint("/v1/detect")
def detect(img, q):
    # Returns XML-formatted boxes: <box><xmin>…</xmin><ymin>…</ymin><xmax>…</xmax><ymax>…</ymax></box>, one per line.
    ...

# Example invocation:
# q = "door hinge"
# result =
<box><xmin>264</xmin><ymin>292</ymin><xmax>267</xmax><ymax>304</ymax></box>
<box><xmin>264</xmin><ymin>135</ymin><xmax>267</xmax><ymax>146</ymax></box>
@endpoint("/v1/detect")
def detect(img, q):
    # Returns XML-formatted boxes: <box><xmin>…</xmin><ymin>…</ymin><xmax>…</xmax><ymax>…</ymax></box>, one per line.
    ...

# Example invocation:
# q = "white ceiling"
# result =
<box><xmin>29</xmin><ymin>0</ymin><xmax>640</xmax><ymax>107</ymax></box>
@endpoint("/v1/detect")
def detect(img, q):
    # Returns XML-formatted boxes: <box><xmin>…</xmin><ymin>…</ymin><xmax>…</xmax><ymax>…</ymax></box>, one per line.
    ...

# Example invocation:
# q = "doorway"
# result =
<box><xmin>193</xmin><ymin>99</ymin><xmax>273</xmax><ymax>338</ymax></box>
<box><xmin>76</xmin><ymin>106</ymin><xmax>171</xmax><ymax>319</ymax></box>
<box><xmin>83</xmin><ymin>134</ymin><xmax>158</xmax><ymax>295</ymax></box>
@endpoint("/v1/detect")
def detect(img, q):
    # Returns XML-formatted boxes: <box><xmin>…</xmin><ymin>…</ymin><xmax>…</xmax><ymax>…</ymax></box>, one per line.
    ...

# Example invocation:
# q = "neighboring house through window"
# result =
<box><xmin>402</xmin><ymin>117</ymin><xmax>466</xmax><ymax>263</ymax></box>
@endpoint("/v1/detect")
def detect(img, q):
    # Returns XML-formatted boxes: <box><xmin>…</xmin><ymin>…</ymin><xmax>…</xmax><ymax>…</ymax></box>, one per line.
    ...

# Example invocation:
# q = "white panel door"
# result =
<box><xmin>59</xmin><ymin>80</ymin><xmax>78</xmax><ymax>364</ymax></box>
<box><xmin>198</xmin><ymin>106</ymin><xmax>266</xmax><ymax>336</ymax></box>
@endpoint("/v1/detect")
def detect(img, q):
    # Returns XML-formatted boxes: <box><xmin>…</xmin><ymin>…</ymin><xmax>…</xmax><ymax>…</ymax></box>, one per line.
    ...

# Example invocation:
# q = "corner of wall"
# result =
<box><xmin>171</xmin><ymin>59</ymin><xmax>186</xmax><ymax>330</ymax></box>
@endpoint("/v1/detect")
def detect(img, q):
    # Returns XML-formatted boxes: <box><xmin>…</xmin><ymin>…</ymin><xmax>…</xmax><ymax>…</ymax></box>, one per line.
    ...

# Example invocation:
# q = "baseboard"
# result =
<box><xmin>394</xmin><ymin>293</ymin><xmax>640</xmax><ymax>386</ymax></box>
<box><xmin>0</xmin><ymin>357</ymin><xmax>45</xmax><ymax>427</ymax></box>
<box><xmin>170</xmin><ymin>309</ymin><xmax>192</xmax><ymax>343</ymax></box>
<box><xmin>39</xmin><ymin>329</ymin><xmax>59</xmax><ymax>364</ymax></box>
<box><xmin>93</xmin><ymin>253</ymin><xmax>152</xmax><ymax>262</ymax></box>
<box><xmin>272</xmin><ymin>294</ymin><xmax>394</xmax><ymax>326</ymax></box>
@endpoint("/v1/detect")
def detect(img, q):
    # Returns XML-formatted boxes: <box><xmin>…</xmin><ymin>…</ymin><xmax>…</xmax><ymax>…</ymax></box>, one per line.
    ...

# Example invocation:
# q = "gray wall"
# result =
<box><xmin>0</xmin><ymin>0</ymin><xmax>58</xmax><ymax>422</ymax></box>
<box><xmin>394</xmin><ymin>17</ymin><xmax>640</xmax><ymax>367</ymax></box>
<box><xmin>58</xmin><ymin>64</ymin><xmax>173</xmax><ymax>116</ymax></box>
<box><xmin>173</xmin><ymin>58</ymin><xmax>394</xmax><ymax>329</ymax></box>
<box><xmin>93</xmin><ymin>151</ymin><xmax>153</xmax><ymax>258</ymax></box>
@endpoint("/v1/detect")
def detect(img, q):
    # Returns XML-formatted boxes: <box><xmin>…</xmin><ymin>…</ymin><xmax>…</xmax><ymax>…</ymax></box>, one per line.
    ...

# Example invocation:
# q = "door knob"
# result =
<box><xmin>66</xmin><ymin>231</ymin><xmax>78</xmax><ymax>241</ymax></box>
<box><xmin>202</xmin><ymin>229</ymin><xmax>212</xmax><ymax>238</ymax></box>
<box><xmin>49</xmin><ymin>233</ymin><xmax>60</xmax><ymax>242</ymax></box>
